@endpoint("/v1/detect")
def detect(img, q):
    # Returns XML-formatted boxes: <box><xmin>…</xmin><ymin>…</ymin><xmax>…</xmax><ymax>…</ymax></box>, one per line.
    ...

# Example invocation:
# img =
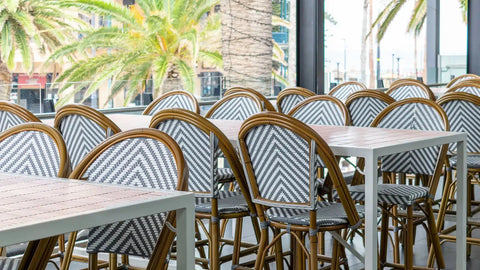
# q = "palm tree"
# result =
<box><xmin>0</xmin><ymin>0</ymin><xmax>78</xmax><ymax>100</ymax></box>
<box><xmin>371</xmin><ymin>0</ymin><xmax>467</xmax><ymax>42</ymax></box>
<box><xmin>49</xmin><ymin>0</ymin><xmax>221</xmax><ymax>106</ymax></box>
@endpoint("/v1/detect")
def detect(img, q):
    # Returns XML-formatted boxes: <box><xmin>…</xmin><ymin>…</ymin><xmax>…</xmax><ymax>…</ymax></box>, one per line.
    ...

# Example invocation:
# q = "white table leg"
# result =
<box><xmin>456</xmin><ymin>140</ymin><xmax>467</xmax><ymax>269</ymax></box>
<box><xmin>364</xmin><ymin>152</ymin><xmax>378</xmax><ymax>269</ymax></box>
<box><xmin>175</xmin><ymin>194</ymin><xmax>195</xmax><ymax>270</ymax></box>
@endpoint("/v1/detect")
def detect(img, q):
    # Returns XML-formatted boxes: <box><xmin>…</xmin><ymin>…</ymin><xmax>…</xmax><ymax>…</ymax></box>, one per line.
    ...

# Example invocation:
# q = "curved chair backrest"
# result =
<box><xmin>288</xmin><ymin>95</ymin><xmax>350</xmax><ymax>126</ymax></box>
<box><xmin>328</xmin><ymin>81</ymin><xmax>367</xmax><ymax>102</ymax></box>
<box><xmin>345</xmin><ymin>90</ymin><xmax>395</xmax><ymax>127</ymax></box>
<box><xmin>238</xmin><ymin>112</ymin><xmax>359</xmax><ymax>226</ymax></box>
<box><xmin>386</xmin><ymin>80</ymin><xmax>435</xmax><ymax>101</ymax></box>
<box><xmin>276</xmin><ymin>87</ymin><xmax>316</xmax><ymax>114</ymax></box>
<box><xmin>224</xmin><ymin>87</ymin><xmax>275</xmax><ymax>111</ymax></box>
<box><xmin>70</xmin><ymin>129</ymin><xmax>188</xmax><ymax>258</ymax></box>
<box><xmin>150</xmin><ymin>109</ymin><xmax>253</xmax><ymax>202</ymax></box>
<box><xmin>205</xmin><ymin>92</ymin><xmax>263</xmax><ymax>120</ymax></box>
<box><xmin>390</xmin><ymin>78</ymin><xmax>422</xmax><ymax>88</ymax></box>
<box><xmin>0</xmin><ymin>101</ymin><xmax>40</xmax><ymax>132</ymax></box>
<box><xmin>446</xmin><ymin>74</ymin><xmax>480</xmax><ymax>88</ymax></box>
<box><xmin>55</xmin><ymin>104</ymin><xmax>121</xmax><ymax>169</ymax></box>
<box><xmin>445</xmin><ymin>81</ymin><xmax>480</xmax><ymax>96</ymax></box>
<box><xmin>0</xmin><ymin>123</ymin><xmax>69</xmax><ymax>178</ymax></box>
<box><xmin>143</xmin><ymin>90</ymin><xmax>199</xmax><ymax>115</ymax></box>
<box><xmin>372</xmin><ymin>99</ymin><xmax>449</xmax><ymax>194</ymax></box>
<box><xmin>437</xmin><ymin>92</ymin><xmax>480</xmax><ymax>153</ymax></box>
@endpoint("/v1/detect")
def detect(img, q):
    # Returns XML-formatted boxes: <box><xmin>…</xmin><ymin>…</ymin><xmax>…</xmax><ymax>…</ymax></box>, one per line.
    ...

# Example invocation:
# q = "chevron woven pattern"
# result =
<box><xmin>244</xmin><ymin>124</ymin><xmax>323</xmax><ymax>208</ymax></box>
<box><xmin>279</xmin><ymin>94</ymin><xmax>308</xmax><ymax>114</ymax></box>
<box><xmin>450</xmin><ymin>154</ymin><xmax>480</xmax><ymax>169</ymax></box>
<box><xmin>291</xmin><ymin>100</ymin><xmax>346</xmax><ymax>126</ymax></box>
<box><xmin>265</xmin><ymin>201</ymin><xmax>363</xmax><ymax>226</ymax></box>
<box><xmin>349</xmin><ymin>184</ymin><xmax>429</xmax><ymax>206</ymax></box>
<box><xmin>155</xmin><ymin>119</ymin><xmax>221</xmax><ymax>197</ymax></box>
<box><xmin>196</xmin><ymin>191</ymin><xmax>250</xmax><ymax>214</ymax></box>
<box><xmin>441</xmin><ymin>99</ymin><xmax>480</xmax><ymax>153</ymax></box>
<box><xmin>58</xmin><ymin>114</ymin><xmax>110</xmax><ymax>169</ymax></box>
<box><xmin>389</xmin><ymin>85</ymin><xmax>429</xmax><ymax>100</ymax></box>
<box><xmin>0</xmin><ymin>131</ymin><xmax>60</xmax><ymax>177</ymax></box>
<box><xmin>453</xmin><ymin>86</ymin><xmax>480</xmax><ymax>96</ymax></box>
<box><xmin>0</xmin><ymin>111</ymin><xmax>25</xmax><ymax>132</ymax></box>
<box><xmin>348</xmin><ymin>96</ymin><xmax>390</xmax><ymax>127</ymax></box>
<box><xmin>331</xmin><ymin>84</ymin><xmax>364</xmax><ymax>101</ymax></box>
<box><xmin>147</xmin><ymin>94</ymin><xmax>196</xmax><ymax>115</ymax></box>
<box><xmin>378</xmin><ymin>103</ymin><xmax>445</xmax><ymax>175</ymax></box>
<box><xmin>0</xmin><ymin>258</ymin><xmax>21</xmax><ymax>270</ymax></box>
<box><xmin>209</xmin><ymin>97</ymin><xmax>260</xmax><ymax>120</ymax></box>
<box><xmin>84</xmin><ymin>137</ymin><xmax>179</xmax><ymax>257</ymax></box>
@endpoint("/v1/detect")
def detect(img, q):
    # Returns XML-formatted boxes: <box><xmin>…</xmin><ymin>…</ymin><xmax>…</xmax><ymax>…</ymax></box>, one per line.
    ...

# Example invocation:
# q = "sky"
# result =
<box><xmin>324</xmin><ymin>0</ymin><xmax>467</xmax><ymax>82</ymax></box>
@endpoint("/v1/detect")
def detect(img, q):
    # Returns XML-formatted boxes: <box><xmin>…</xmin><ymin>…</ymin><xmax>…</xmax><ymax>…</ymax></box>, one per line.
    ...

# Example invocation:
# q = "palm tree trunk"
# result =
<box><xmin>368</xmin><ymin>0</ymin><xmax>375</xmax><ymax>87</ymax></box>
<box><xmin>360</xmin><ymin>0</ymin><xmax>368</xmax><ymax>84</ymax></box>
<box><xmin>220</xmin><ymin>0</ymin><xmax>273</xmax><ymax>95</ymax></box>
<box><xmin>0</xmin><ymin>61</ymin><xmax>12</xmax><ymax>101</ymax></box>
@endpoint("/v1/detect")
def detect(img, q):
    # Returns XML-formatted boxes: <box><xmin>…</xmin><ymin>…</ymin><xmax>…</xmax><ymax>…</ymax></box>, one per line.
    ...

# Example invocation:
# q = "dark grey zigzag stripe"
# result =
<box><xmin>0</xmin><ymin>111</ymin><xmax>25</xmax><ymax>132</ymax></box>
<box><xmin>245</xmin><ymin>124</ymin><xmax>314</xmax><ymax>206</ymax></box>
<box><xmin>442</xmin><ymin>100</ymin><xmax>480</xmax><ymax>153</ymax></box>
<box><xmin>292</xmin><ymin>100</ymin><xmax>345</xmax><ymax>126</ymax></box>
<box><xmin>84</xmin><ymin>137</ymin><xmax>178</xmax><ymax>257</ymax></box>
<box><xmin>349</xmin><ymin>97</ymin><xmax>390</xmax><ymax>127</ymax></box>
<box><xmin>209</xmin><ymin>97</ymin><xmax>260</xmax><ymax>120</ymax></box>
<box><xmin>455</xmin><ymin>86</ymin><xmax>480</xmax><ymax>96</ymax></box>
<box><xmin>389</xmin><ymin>85</ymin><xmax>428</xmax><ymax>100</ymax></box>
<box><xmin>0</xmin><ymin>131</ymin><xmax>60</xmax><ymax>177</ymax></box>
<box><xmin>59</xmin><ymin>114</ymin><xmax>108</xmax><ymax>169</ymax></box>
<box><xmin>148</xmin><ymin>94</ymin><xmax>195</xmax><ymax>115</ymax></box>
<box><xmin>378</xmin><ymin>103</ymin><xmax>444</xmax><ymax>175</ymax></box>
<box><xmin>281</xmin><ymin>95</ymin><xmax>307</xmax><ymax>114</ymax></box>
<box><xmin>156</xmin><ymin>119</ymin><xmax>221</xmax><ymax>197</ymax></box>
<box><xmin>331</xmin><ymin>84</ymin><xmax>364</xmax><ymax>102</ymax></box>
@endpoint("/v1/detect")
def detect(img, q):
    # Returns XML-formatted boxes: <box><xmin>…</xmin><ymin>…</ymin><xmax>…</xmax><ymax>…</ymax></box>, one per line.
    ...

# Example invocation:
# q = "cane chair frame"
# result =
<box><xmin>150</xmin><ymin>109</ymin><xmax>260</xmax><ymax>270</ymax></box>
<box><xmin>430</xmin><ymin>92</ymin><xmax>480</xmax><ymax>266</ymax></box>
<box><xmin>62</xmin><ymin>129</ymin><xmax>188</xmax><ymax>270</ymax></box>
<box><xmin>386</xmin><ymin>80</ymin><xmax>436</xmax><ymax>101</ymax></box>
<box><xmin>205</xmin><ymin>92</ymin><xmax>263</xmax><ymax>120</ymax></box>
<box><xmin>0</xmin><ymin>101</ymin><xmax>41</xmax><ymax>123</ymax></box>
<box><xmin>368</xmin><ymin>98</ymin><xmax>448</xmax><ymax>269</ymax></box>
<box><xmin>238</xmin><ymin>112</ymin><xmax>360</xmax><ymax>270</ymax></box>
<box><xmin>288</xmin><ymin>95</ymin><xmax>351</xmax><ymax>126</ymax></box>
<box><xmin>0</xmin><ymin>123</ymin><xmax>70</xmax><ymax>266</ymax></box>
<box><xmin>55</xmin><ymin>104</ymin><xmax>121</xmax><ymax>135</ymax></box>
<box><xmin>390</xmin><ymin>78</ymin><xmax>423</xmax><ymax>88</ymax></box>
<box><xmin>445</xmin><ymin>81</ymin><xmax>480</xmax><ymax>95</ymax></box>
<box><xmin>345</xmin><ymin>90</ymin><xmax>396</xmax><ymax>127</ymax></box>
<box><xmin>276</xmin><ymin>87</ymin><xmax>316</xmax><ymax>114</ymax></box>
<box><xmin>446</xmin><ymin>73</ymin><xmax>480</xmax><ymax>88</ymax></box>
<box><xmin>223</xmin><ymin>87</ymin><xmax>276</xmax><ymax>111</ymax></box>
<box><xmin>328</xmin><ymin>81</ymin><xmax>367</xmax><ymax>101</ymax></box>
<box><xmin>142</xmin><ymin>90</ymin><xmax>200</xmax><ymax>115</ymax></box>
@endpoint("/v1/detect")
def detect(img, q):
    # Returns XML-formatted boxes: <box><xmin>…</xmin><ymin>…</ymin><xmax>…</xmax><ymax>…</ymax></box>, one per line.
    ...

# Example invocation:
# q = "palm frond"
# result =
<box><xmin>272</xmin><ymin>15</ymin><xmax>290</xmax><ymax>28</ymax></box>
<box><xmin>376</xmin><ymin>0</ymin><xmax>407</xmax><ymax>41</ymax></box>
<box><xmin>175</xmin><ymin>59</ymin><xmax>195</xmax><ymax>93</ymax></box>
<box><xmin>13</xmin><ymin>25</ymin><xmax>32</xmax><ymax>73</ymax></box>
<box><xmin>407</xmin><ymin>0</ymin><xmax>426</xmax><ymax>33</ymax></box>
<box><xmin>198</xmin><ymin>51</ymin><xmax>222</xmax><ymax>68</ymax></box>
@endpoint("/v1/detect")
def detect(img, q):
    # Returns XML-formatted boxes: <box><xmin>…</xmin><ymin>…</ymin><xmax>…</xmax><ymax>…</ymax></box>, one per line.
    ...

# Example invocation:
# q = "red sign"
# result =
<box><xmin>17</xmin><ymin>74</ymin><xmax>47</xmax><ymax>89</ymax></box>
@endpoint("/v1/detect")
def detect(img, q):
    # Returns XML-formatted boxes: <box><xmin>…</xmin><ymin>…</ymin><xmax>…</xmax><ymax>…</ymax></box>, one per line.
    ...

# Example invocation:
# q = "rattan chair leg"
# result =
<box><xmin>254</xmin><ymin>228</ymin><xmax>269</xmax><ymax>270</ymax></box>
<box><xmin>425</xmin><ymin>200</ymin><xmax>445</xmax><ymax>269</ymax></box>
<box><xmin>379</xmin><ymin>204</ymin><xmax>390</xmax><ymax>266</ymax></box>
<box><xmin>318</xmin><ymin>231</ymin><xmax>325</xmax><ymax>266</ymax></box>
<box><xmin>231</xmin><ymin>217</ymin><xmax>243</xmax><ymax>267</ymax></box>
<box><xmin>60</xmin><ymin>231</ymin><xmax>77</xmax><ymax>270</ymax></box>
<box><xmin>121</xmin><ymin>254</ymin><xmax>129</xmax><ymax>266</ymax></box>
<box><xmin>88</xmin><ymin>253</ymin><xmax>98</xmax><ymax>270</ymax></box>
<box><xmin>194</xmin><ymin>222</ymin><xmax>208</xmax><ymax>264</ymax></box>
<box><xmin>109</xmin><ymin>253</ymin><xmax>117</xmax><ymax>269</ymax></box>
<box><xmin>331</xmin><ymin>233</ymin><xmax>340</xmax><ymax>270</ymax></box>
<box><xmin>404</xmin><ymin>206</ymin><xmax>414</xmax><ymax>270</ymax></box>
<box><xmin>273</xmin><ymin>228</ymin><xmax>284</xmax><ymax>270</ymax></box>
<box><xmin>58</xmin><ymin>234</ymin><xmax>65</xmax><ymax>266</ymax></box>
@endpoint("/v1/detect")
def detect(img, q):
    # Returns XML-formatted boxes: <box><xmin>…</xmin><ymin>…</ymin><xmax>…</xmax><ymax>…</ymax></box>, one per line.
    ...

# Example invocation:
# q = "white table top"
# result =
<box><xmin>0</xmin><ymin>173</ymin><xmax>193</xmax><ymax>247</ymax></box>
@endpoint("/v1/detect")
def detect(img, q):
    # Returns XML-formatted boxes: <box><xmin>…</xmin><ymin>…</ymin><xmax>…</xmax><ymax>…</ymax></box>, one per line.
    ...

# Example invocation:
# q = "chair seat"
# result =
<box><xmin>195</xmin><ymin>191</ymin><xmax>250</xmax><ymax>214</ymax></box>
<box><xmin>450</xmin><ymin>154</ymin><xmax>480</xmax><ymax>169</ymax></box>
<box><xmin>217</xmin><ymin>168</ymin><xmax>235</xmax><ymax>182</ymax></box>
<box><xmin>349</xmin><ymin>184</ymin><xmax>429</xmax><ymax>206</ymax></box>
<box><xmin>0</xmin><ymin>258</ymin><xmax>21</xmax><ymax>270</ymax></box>
<box><xmin>265</xmin><ymin>201</ymin><xmax>364</xmax><ymax>228</ymax></box>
